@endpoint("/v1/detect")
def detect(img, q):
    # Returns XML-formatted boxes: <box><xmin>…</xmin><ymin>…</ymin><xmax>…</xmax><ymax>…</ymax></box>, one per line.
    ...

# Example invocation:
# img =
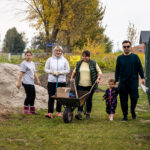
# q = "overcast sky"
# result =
<box><xmin>101</xmin><ymin>0</ymin><xmax>150</xmax><ymax>51</ymax></box>
<box><xmin>0</xmin><ymin>0</ymin><xmax>150</xmax><ymax>51</ymax></box>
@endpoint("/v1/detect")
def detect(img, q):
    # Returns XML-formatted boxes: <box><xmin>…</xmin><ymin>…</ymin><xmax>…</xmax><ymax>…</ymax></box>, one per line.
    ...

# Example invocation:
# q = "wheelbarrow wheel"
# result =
<box><xmin>63</xmin><ymin>107</ymin><xmax>73</xmax><ymax>123</ymax></box>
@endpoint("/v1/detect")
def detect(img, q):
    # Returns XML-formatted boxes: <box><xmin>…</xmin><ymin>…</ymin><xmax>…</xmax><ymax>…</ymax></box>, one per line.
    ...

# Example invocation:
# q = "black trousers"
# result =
<box><xmin>119</xmin><ymin>85</ymin><xmax>139</xmax><ymax>117</ymax></box>
<box><xmin>47</xmin><ymin>82</ymin><xmax>66</xmax><ymax>113</ymax></box>
<box><xmin>77</xmin><ymin>85</ymin><xmax>95</xmax><ymax>114</ymax></box>
<box><xmin>22</xmin><ymin>83</ymin><xmax>36</xmax><ymax>106</ymax></box>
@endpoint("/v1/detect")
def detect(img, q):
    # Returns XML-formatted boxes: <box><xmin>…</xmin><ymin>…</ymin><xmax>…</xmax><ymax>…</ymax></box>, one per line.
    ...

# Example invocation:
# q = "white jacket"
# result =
<box><xmin>44</xmin><ymin>55</ymin><xmax>70</xmax><ymax>83</ymax></box>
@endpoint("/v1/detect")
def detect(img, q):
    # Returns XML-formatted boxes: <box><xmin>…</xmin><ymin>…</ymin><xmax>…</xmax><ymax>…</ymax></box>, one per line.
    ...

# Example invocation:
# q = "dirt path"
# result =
<box><xmin>99</xmin><ymin>73</ymin><xmax>115</xmax><ymax>86</ymax></box>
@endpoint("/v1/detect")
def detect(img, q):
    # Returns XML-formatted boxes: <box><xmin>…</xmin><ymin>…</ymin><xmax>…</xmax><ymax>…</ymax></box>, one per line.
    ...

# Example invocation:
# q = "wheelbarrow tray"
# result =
<box><xmin>51</xmin><ymin>90</ymin><xmax>90</xmax><ymax>108</ymax></box>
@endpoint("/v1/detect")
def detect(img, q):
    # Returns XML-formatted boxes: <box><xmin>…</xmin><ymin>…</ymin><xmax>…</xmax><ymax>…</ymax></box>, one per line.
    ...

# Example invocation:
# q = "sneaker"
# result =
<box><xmin>57</xmin><ymin>112</ymin><xmax>62</xmax><ymax>117</ymax></box>
<box><xmin>132</xmin><ymin>112</ymin><xmax>136</xmax><ymax>120</ymax></box>
<box><xmin>121</xmin><ymin>117</ymin><xmax>128</xmax><ymax>122</ymax></box>
<box><xmin>45</xmin><ymin>113</ymin><xmax>53</xmax><ymax>119</ymax></box>
<box><xmin>110</xmin><ymin>118</ymin><xmax>113</xmax><ymax>121</ymax></box>
<box><xmin>86</xmin><ymin>113</ymin><xmax>91</xmax><ymax>119</ymax></box>
<box><xmin>75</xmin><ymin>113</ymin><xmax>82</xmax><ymax>120</ymax></box>
<box><xmin>110</xmin><ymin>114</ymin><xmax>113</xmax><ymax>121</ymax></box>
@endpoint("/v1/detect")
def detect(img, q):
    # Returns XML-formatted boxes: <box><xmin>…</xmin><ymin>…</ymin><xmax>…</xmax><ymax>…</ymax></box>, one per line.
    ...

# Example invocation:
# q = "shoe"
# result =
<box><xmin>75</xmin><ymin>113</ymin><xmax>82</xmax><ymax>120</ymax></box>
<box><xmin>110</xmin><ymin>118</ymin><xmax>113</xmax><ymax>121</ymax></box>
<box><xmin>132</xmin><ymin>113</ymin><xmax>136</xmax><ymax>120</ymax></box>
<box><xmin>30</xmin><ymin>106</ymin><xmax>38</xmax><ymax>115</ymax></box>
<box><xmin>86</xmin><ymin>113</ymin><xmax>90</xmax><ymax>119</ymax></box>
<box><xmin>24</xmin><ymin>106</ymin><xmax>31</xmax><ymax>115</ymax></box>
<box><xmin>121</xmin><ymin>117</ymin><xmax>128</xmax><ymax>122</ymax></box>
<box><xmin>110</xmin><ymin>114</ymin><xmax>113</xmax><ymax>121</ymax></box>
<box><xmin>57</xmin><ymin>112</ymin><xmax>62</xmax><ymax>117</ymax></box>
<box><xmin>45</xmin><ymin>113</ymin><xmax>53</xmax><ymax>119</ymax></box>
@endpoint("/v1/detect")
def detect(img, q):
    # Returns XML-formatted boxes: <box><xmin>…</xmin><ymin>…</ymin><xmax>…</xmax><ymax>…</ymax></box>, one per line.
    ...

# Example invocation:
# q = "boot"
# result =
<box><xmin>30</xmin><ymin>106</ymin><xmax>38</xmax><ymax>115</ymax></box>
<box><xmin>24</xmin><ymin>106</ymin><xmax>31</xmax><ymax>114</ymax></box>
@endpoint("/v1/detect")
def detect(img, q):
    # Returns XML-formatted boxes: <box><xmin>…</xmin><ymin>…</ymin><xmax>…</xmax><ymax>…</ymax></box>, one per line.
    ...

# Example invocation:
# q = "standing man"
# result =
<box><xmin>115</xmin><ymin>40</ymin><xmax>145</xmax><ymax>121</ymax></box>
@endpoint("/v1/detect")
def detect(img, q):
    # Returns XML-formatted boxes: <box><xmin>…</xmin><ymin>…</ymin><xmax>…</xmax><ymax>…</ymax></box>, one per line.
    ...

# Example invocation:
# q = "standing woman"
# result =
<box><xmin>70</xmin><ymin>50</ymin><xmax>102</xmax><ymax>120</ymax></box>
<box><xmin>44</xmin><ymin>46</ymin><xmax>70</xmax><ymax>119</ymax></box>
<box><xmin>17</xmin><ymin>51</ymin><xmax>41</xmax><ymax>114</ymax></box>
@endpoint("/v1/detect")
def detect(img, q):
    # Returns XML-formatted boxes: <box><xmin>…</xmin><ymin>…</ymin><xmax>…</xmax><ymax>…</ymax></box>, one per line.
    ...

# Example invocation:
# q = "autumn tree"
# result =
<box><xmin>19</xmin><ymin>0</ymin><xmax>112</xmax><ymax>52</ymax></box>
<box><xmin>57</xmin><ymin>0</ymin><xmax>106</xmax><ymax>52</ymax></box>
<box><xmin>23</xmin><ymin>0</ymin><xmax>74</xmax><ymax>48</ymax></box>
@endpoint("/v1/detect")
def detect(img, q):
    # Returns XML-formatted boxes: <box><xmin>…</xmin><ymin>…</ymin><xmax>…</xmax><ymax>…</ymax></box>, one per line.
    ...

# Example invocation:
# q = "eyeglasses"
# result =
<box><xmin>123</xmin><ymin>46</ymin><xmax>130</xmax><ymax>49</ymax></box>
<box><xmin>82</xmin><ymin>56</ymin><xmax>89</xmax><ymax>58</ymax></box>
<box><xmin>55</xmin><ymin>49</ymin><xmax>62</xmax><ymax>52</ymax></box>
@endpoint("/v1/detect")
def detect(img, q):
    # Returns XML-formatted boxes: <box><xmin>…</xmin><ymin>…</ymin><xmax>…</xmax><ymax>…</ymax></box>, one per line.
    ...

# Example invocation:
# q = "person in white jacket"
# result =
<box><xmin>44</xmin><ymin>46</ymin><xmax>70</xmax><ymax>118</ymax></box>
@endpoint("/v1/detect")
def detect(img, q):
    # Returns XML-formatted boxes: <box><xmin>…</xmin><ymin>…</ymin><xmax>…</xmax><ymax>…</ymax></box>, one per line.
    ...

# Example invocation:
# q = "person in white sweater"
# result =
<box><xmin>44</xmin><ymin>46</ymin><xmax>70</xmax><ymax>119</ymax></box>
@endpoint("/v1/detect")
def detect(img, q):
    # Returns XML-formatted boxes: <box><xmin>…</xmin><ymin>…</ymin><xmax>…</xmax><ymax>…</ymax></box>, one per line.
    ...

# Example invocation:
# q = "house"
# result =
<box><xmin>133</xmin><ymin>31</ymin><xmax>150</xmax><ymax>54</ymax></box>
<box><xmin>140</xmin><ymin>31</ymin><xmax>150</xmax><ymax>44</ymax></box>
<box><xmin>132</xmin><ymin>44</ymin><xmax>145</xmax><ymax>54</ymax></box>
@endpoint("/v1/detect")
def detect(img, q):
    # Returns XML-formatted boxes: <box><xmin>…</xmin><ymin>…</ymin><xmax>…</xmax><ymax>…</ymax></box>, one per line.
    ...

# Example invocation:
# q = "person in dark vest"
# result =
<box><xmin>70</xmin><ymin>50</ymin><xmax>102</xmax><ymax>120</ymax></box>
<box><xmin>115</xmin><ymin>40</ymin><xmax>145</xmax><ymax>121</ymax></box>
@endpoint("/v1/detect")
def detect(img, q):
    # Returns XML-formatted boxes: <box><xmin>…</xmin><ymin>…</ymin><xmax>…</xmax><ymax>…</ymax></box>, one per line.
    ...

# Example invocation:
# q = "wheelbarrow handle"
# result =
<box><xmin>89</xmin><ymin>82</ymin><xmax>97</xmax><ymax>94</ymax></box>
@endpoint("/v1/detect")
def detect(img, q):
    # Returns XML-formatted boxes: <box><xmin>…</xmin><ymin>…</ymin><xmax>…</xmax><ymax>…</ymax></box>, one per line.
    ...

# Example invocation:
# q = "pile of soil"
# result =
<box><xmin>0</xmin><ymin>63</ymin><xmax>48</xmax><ymax>114</ymax></box>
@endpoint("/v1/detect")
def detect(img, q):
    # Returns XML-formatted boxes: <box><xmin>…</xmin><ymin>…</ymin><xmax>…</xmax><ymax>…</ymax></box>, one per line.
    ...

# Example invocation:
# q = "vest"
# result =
<box><xmin>75</xmin><ymin>59</ymin><xmax>98</xmax><ymax>90</ymax></box>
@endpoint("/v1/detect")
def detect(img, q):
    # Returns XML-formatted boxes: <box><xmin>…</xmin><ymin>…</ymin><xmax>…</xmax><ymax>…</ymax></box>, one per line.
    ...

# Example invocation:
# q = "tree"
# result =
<box><xmin>23</xmin><ymin>0</ymin><xmax>73</xmax><ymax>45</ymax></box>
<box><xmin>57</xmin><ymin>0</ymin><xmax>106</xmax><ymax>52</ymax></box>
<box><xmin>104</xmin><ymin>36</ymin><xmax>113</xmax><ymax>53</ymax></box>
<box><xmin>3</xmin><ymin>27</ymin><xmax>26</xmax><ymax>53</ymax></box>
<box><xmin>31</xmin><ymin>32</ymin><xmax>46</xmax><ymax>49</ymax></box>
<box><xmin>127</xmin><ymin>22</ymin><xmax>138</xmax><ymax>47</ymax></box>
<box><xmin>21</xmin><ymin>0</ymin><xmax>111</xmax><ymax>52</ymax></box>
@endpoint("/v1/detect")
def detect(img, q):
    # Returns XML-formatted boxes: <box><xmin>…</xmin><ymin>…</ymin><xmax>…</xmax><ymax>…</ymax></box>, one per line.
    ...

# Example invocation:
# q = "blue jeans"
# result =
<box><xmin>77</xmin><ymin>85</ymin><xmax>95</xmax><ymax>114</ymax></box>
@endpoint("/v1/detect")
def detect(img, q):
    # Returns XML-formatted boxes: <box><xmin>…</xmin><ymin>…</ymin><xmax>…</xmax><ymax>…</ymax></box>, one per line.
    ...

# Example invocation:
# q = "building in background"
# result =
<box><xmin>132</xmin><ymin>31</ymin><xmax>150</xmax><ymax>54</ymax></box>
<box><xmin>0</xmin><ymin>34</ymin><xmax>1</xmax><ymax>51</ymax></box>
<box><xmin>132</xmin><ymin>44</ymin><xmax>145</xmax><ymax>54</ymax></box>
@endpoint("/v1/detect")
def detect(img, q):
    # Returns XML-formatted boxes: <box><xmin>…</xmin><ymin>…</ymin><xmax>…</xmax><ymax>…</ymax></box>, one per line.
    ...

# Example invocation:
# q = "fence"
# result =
<box><xmin>0</xmin><ymin>52</ymin><xmax>49</xmax><ymax>63</ymax></box>
<box><xmin>0</xmin><ymin>53</ymin><xmax>23</xmax><ymax>64</ymax></box>
<box><xmin>145</xmin><ymin>39</ymin><xmax>150</xmax><ymax>105</ymax></box>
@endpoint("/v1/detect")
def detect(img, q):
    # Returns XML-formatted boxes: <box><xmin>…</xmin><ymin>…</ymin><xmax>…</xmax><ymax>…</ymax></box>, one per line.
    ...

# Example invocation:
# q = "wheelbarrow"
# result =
<box><xmin>51</xmin><ymin>81</ymin><xmax>96</xmax><ymax>123</ymax></box>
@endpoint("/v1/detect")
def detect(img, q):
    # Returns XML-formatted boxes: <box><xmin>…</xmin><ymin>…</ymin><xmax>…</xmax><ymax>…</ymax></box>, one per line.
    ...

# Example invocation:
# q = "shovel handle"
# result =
<box><xmin>73</xmin><ymin>80</ymin><xmax>78</xmax><ymax>99</ymax></box>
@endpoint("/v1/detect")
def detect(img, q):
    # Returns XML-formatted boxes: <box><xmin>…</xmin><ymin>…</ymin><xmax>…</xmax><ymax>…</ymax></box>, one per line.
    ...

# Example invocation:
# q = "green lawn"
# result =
<box><xmin>0</xmin><ymin>88</ymin><xmax>150</xmax><ymax>150</ymax></box>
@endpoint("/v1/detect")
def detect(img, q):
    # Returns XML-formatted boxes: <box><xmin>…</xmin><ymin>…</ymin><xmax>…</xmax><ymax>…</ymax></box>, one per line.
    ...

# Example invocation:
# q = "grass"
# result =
<box><xmin>0</xmin><ymin>88</ymin><xmax>150</xmax><ymax>150</ymax></box>
<box><xmin>0</xmin><ymin>54</ymin><xmax>22</xmax><ymax>64</ymax></box>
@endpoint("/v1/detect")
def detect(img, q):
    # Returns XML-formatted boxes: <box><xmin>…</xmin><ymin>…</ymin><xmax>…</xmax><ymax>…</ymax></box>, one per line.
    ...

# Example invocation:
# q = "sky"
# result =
<box><xmin>101</xmin><ymin>0</ymin><xmax>150</xmax><ymax>52</ymax></box>
<box><xmin>0</xmin><ymin>0</ymin><xmax>150</xmax><ymax>51</ymax></box>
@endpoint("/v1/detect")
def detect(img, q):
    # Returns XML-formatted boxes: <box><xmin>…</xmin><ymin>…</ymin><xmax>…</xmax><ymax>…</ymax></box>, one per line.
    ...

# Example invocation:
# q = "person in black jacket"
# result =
<box><xmin>115</xmin><ymin>40</ymin><xmax>145</xmax><ymax>121</ymax></box>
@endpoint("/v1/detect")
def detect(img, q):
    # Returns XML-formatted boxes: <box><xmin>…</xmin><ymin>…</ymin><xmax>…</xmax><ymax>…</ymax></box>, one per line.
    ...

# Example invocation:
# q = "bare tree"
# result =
<box><xmin>127</xmin><ymin>22</ymin><xmax>138</xmax><ymax>47</ymax></box>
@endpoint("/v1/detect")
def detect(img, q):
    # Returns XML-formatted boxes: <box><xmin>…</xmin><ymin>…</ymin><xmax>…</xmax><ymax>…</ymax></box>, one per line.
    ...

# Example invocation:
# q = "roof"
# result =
<box><xmin>140</xmin><ymin>31</ymin><xmax>150</xmax><ymax>44</ymax></box>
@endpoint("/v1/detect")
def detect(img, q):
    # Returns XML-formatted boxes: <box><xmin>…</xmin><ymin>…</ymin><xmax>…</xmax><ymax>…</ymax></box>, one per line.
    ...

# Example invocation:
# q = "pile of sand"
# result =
<box><xmin>0</xmin><ymin>63</ymin><xmax>48</xmax><ymax>111</ymax></box>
